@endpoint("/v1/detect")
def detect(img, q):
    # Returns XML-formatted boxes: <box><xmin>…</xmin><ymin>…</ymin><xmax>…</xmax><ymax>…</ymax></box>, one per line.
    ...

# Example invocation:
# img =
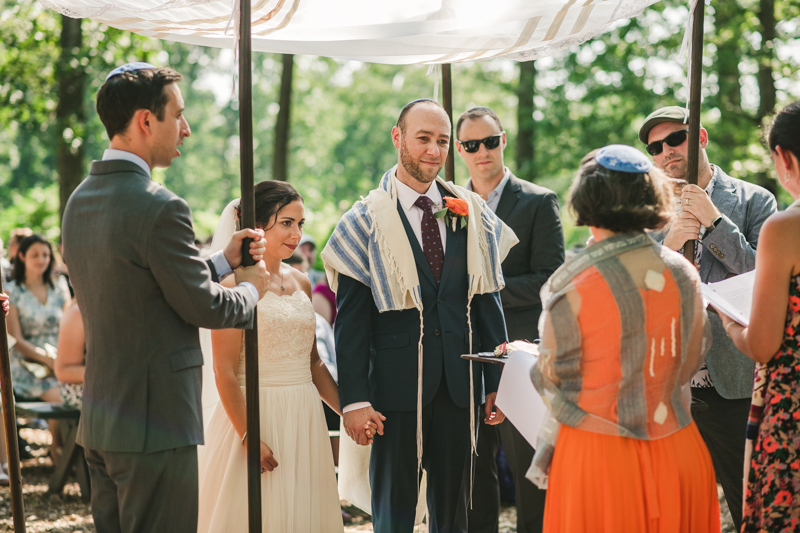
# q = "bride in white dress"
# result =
<box><xmin>197</xmin><ymin>181</ymin><xmax>345</xmax><ymax>532</ymax></box>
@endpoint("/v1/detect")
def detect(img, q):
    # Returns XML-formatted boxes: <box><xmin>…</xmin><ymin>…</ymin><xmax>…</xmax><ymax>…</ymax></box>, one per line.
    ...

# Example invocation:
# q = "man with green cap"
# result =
<box><xmin>639</xmin><ymin>105</ymin><xmax>776</xmax><ymax>530</ymax></box>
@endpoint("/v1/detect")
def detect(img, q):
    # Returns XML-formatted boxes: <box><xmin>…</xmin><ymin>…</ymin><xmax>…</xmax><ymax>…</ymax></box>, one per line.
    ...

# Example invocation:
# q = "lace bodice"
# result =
<box><xmin>236</xmin><ymin>290</ymin><xmax>316</xmax><ymax>386</ymax></box>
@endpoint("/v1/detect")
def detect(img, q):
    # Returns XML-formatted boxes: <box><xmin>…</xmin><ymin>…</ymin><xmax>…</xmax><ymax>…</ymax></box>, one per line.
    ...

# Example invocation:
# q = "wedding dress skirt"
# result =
<box><xmin>197</xmin><ymin>291</ymin><xmax>343</xmax><ymax>532</ymax></box>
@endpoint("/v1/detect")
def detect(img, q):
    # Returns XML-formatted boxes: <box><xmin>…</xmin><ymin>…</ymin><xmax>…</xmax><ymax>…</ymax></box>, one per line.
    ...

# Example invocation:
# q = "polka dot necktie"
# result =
<box><xmin>414</xmin><ymin>196</ymin><xmax>444</xmax><ymax>285</ymax></box>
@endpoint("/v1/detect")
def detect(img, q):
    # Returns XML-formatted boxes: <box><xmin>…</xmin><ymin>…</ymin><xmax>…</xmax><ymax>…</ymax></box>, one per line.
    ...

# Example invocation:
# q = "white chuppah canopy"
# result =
<box><xmin>41</xmin><ymin>0</ymin><xmax>658</xmax><ymax>64</ymax></box>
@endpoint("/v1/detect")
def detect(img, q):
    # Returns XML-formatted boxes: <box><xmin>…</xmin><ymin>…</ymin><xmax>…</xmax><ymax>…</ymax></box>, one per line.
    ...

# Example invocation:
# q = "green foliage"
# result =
<box><xmin>2</xmin><ymin>0</ymin><xmax>798</xmax><ymax>255</ymax></box>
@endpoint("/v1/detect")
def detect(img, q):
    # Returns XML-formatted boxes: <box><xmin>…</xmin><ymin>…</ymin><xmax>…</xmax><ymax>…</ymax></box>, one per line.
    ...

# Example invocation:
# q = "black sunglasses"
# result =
<box><xmin>646</xmin><ymin>129</ymin><xmax>689</xmax><ymax>156</ymax></box>
<box><xmin>457</xmin><ymin>134</ymin><xmax>503</xmax><ymax>153</ymax></box>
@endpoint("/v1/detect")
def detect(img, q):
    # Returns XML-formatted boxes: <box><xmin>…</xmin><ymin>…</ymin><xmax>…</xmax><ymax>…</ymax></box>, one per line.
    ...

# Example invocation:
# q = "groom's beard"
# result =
<box><xmin>400</xmin><ymin>139</ymin><xmax>443</xmax><ymax>186</ymax></box>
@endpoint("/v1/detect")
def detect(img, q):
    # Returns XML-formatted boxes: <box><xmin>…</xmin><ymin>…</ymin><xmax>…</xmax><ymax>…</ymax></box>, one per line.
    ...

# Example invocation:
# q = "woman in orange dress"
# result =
<box><xmin>529</xmin><ymin>145</ymin><xmax>720</xmax><ymax>533</ymax></box>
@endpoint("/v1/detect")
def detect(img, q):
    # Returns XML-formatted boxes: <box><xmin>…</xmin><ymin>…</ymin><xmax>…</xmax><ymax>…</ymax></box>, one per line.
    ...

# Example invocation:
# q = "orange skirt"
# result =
<box><xmin>544</xmin><ymin>422</ymin><xmax>720</xmax><ymax>533</ymax></box>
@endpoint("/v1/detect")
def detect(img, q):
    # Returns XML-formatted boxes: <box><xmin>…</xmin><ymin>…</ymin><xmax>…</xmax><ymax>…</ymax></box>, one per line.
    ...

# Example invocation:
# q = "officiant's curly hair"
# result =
<box><xmin>237</xmin><ymin>181</ymin><xmax>303</xmax><ymax>231</ymax></box>
<box><xmin>97</xmin><ymin>67</ymin><xmax>183</xmax><ymax>140</ymax></box>
<box><xmin>569</xmin><ymin>150</ymin><xmax>674</xmax><ymax>233</ymax></box>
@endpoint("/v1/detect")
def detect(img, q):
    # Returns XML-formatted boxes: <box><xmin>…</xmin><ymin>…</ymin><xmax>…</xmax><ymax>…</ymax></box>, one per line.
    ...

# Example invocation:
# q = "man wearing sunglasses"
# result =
<box><xmin>456</xmin><ymin>106</ymin><xmax>564</xmax><ymax>533</ymax></box>
<box><xmin>640</xmin><ymin>105</ymin><xmax>776</xmax><ymax>531</ymax></box>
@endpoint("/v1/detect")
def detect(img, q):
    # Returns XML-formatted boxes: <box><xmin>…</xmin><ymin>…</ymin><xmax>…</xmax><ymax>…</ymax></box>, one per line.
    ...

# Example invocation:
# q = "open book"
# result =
<box><xmin>701</xmin><ymin>270</ymin><xmax>756</xmax><ymax>326</ymax></box>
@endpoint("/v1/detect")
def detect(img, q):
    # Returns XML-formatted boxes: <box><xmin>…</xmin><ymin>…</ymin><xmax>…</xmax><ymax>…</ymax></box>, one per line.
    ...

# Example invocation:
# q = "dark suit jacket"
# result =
<box><xmin>334</xmin><ymin>184</ymin><xmax>508</xmax><ymax>412</ymax></box>
<box><xmin>494</xmin><ymin>173</ymin><xmax>564</xmax><ymax>341</ymax></box>
<box><xmin>62</xmin><ymin>160</ymin><xmax>256</xmax><ymax>453</ymax></box>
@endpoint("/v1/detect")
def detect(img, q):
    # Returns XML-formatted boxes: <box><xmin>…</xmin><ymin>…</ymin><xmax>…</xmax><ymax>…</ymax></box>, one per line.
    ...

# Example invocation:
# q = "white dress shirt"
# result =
<box><xmin>465</xmin><ymin>168</ymin><xmax>510</xmax><ymax>213</ymax></box>
<box><xmin>343</xmin><ymin>174</ymin><xmax>448</xmax><ymax>414</ymax></box>
<box><xmin>101</xmin><ymin>148</ymin><xmax>259</xmax><ymax>302</ymax></box>
<box><xmin>393</xmin><ymin>174</ymin><xmax>447</xmax><ymax>251</ymax></box>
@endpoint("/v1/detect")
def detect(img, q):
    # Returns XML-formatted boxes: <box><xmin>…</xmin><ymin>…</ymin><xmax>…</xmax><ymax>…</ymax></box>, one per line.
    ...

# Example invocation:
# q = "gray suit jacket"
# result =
<box><xmin>495</xmin><ymin>173</ymin><xmax>565</xmax><ymax>342</ymax></box>
<box><xmin>657</xmin><ymin>165</ymin><xmax>776</xmax><ymax>399</ymax></box>
<box><xmin>62</xmin><ymin>160</ymin><xmax>256</xmax><ymax>453</ymax></box>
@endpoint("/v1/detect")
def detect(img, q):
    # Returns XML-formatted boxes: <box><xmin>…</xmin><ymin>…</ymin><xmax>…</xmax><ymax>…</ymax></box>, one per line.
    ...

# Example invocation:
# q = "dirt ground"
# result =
<box><xmin>0</xmin><ymin>429</ymin><xmax>736</xmax><ymax>532</ymax></box>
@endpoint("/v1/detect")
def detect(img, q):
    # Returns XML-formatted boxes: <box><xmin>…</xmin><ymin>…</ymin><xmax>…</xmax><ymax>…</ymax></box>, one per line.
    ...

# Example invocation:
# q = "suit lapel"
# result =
<box><xmin>494</xmin><ymin>175</ymin><xmax>521</xmax><ymax>222</ymax></box>
<box><xmin>396</xmin><ymin>200</ymin><xmax>438</xmax><ymax>289</ymax></box>
<box><xmin>437</xmin><ymin>182</ymin><xmax>462</xmax><ymax>292</ymax></box>
<box><xmin>709</xmin><ymin>170</ymin><xmax>739</xmax><ymax>217</ymax></box>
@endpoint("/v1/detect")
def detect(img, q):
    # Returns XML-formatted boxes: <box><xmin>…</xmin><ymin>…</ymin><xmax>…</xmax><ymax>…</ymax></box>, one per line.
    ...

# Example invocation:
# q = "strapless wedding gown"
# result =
<box><xmin>197</xmin><ymin>290</ymin><xmax>343</xmax><ymax>532</ymax></box>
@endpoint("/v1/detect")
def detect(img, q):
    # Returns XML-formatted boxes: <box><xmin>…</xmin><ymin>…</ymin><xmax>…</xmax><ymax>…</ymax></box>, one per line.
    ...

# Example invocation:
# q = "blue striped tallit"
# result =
<box><xmin>322</xmin><ymin>167</ymin><xmax>517</xmax><ymax>310</ymax></box>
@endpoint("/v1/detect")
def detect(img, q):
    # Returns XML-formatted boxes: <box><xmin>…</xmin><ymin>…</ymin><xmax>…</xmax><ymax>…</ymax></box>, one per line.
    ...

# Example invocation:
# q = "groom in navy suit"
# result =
<box><xmin>332</xmin><ymin>100</ymin><xmax>510</xmax><ymax>533</ymax></box>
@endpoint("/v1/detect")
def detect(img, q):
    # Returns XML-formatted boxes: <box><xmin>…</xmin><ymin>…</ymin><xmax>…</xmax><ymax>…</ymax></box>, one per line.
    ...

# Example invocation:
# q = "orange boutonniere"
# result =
<box><xmin>434</xmin><ymin>196</ymin><xmax>469</xmax><ymax>231</ymax></box>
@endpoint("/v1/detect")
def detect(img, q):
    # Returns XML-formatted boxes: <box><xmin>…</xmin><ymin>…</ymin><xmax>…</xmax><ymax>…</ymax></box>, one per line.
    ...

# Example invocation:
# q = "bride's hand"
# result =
<box><xmin>244</xmin><ymin>437</ymin><xmax>279</xmax><ymax>473</ymax></box>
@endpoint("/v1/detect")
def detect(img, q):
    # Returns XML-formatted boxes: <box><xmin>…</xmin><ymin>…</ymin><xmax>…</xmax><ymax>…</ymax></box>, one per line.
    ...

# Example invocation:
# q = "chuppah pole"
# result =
<box><xmin>0</xmin><ymin>268</ymin><xmax>26</xmax><ymax>533</ymax></box>
<box><xmin>682</xmin><ymin>0</ymin><xmax>705</xmax><ymax>263</ymax></box>
<box><xmin>442</xmin><ymin>63</ymin><xmax>455</xmax><ymax>182</ymax></box>
<box><xmin>237</xmin><ymin>0</ymin><xmax>263</xmax><ymax>531</ymax></box>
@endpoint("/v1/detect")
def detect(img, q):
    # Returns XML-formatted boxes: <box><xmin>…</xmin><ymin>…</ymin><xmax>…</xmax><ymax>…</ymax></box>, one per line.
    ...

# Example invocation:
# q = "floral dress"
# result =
<box><xmin>6</xmin><ymin>279</ymin><xmax>68</xmax><ymax>400</ymax></box>
<box><xmin>743</xmin><ymin>273</ymin><xmax>800</xmax><ymax>531</ymax></box>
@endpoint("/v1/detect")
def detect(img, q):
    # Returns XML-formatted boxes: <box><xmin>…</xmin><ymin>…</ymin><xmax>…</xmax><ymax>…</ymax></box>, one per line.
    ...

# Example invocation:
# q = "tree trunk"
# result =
<box><xmin>272</xmin><ymin>54</ymin><xmax>294</xmax><ymax>182</ymax></box>
<box><xmin>57</xmin><ymin>15</ymin><xmax>86</xmax><ymax>222</ymax></box>
<box><xmin>516</xmin><ymin>60</ymin><xmax>535</xmax><ymax>181</ymax></box>
<box><xmin>757</xmin><ymin>0</ymin><xmax>776</xmax><ymax>121</ymax></box>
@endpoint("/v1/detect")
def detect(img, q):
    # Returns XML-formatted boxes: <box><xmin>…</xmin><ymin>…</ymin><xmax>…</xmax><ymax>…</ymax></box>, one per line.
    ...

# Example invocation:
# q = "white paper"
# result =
<box><xmin>495</xmin><ymin>349</ymin><xmax>548</xmax><ymax>449</ymax></box>
<box><xmin>702</xmin><ymin>270</ymin><xmax>756</xmax><ymax>326</ymax></box>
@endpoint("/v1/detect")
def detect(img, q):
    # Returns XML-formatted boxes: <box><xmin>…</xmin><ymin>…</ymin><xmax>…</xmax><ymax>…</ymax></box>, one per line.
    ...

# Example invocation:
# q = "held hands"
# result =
<box><xmin>484</xmin><ymin>392</ymin><xmax>505</xmax><ymax>425</ymax></box>
<box><xmin>223</xmin><ymin>228</ymin><xmax>267</xmax><ymax>269</ymax></box>
<box><xmin>0</xmin><ymin>293</ymin><xmax>8</xmax><ymax>316</ymax></box>
<box><xmin>344</xmin><ymin>406</ymin><xmax>386</xmax><ymax>446</ymax></box>
<box><xmin>235</xmin><ymin>261</ymin><xmax>270</xmax><ymax>300</ymax></box>
<box><xmin>244</xmin><ymin>435</ymin><xmax>279</xmax><ymax>474</ymax></box>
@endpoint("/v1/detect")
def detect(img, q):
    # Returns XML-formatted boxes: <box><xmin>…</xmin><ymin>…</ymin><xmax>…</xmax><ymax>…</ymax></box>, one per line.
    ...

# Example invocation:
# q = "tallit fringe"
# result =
<box><xmin>466</xmin><ymin>294</ymin><xmax>476</xmax><ymax>509</ymax></box>
<box><xmin>365</xmin><ymin>197</ymin><xmax>426</xmax><ymax>489</ymax></box>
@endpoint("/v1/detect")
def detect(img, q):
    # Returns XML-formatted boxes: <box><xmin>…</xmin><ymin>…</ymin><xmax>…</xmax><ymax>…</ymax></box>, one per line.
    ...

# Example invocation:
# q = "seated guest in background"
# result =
<box><xmin>312</xmin><ymin>277</ymin><xmax>337</xmax><ymax>325</ymax></box>
<box><xmin>299</xmin><ymin>233</ymin><xmax>325</xmax><ymax>287</ymax></box>
<box><xmin>284</xmin><ymin>249</ymin><xmax>310</xmax><ymax>272</ymax></box>
<box><xmin>55</xmin><ymin>300</ymin><xmax>85</xmax><ymax>410</ymax></box>
<box><xmin>0</xmin><ymin>293</ymin><xmax>9</xmax><ymax>485</ymax></box>
<box><xmin>719</xmin><ymin>101</ymin><xmax>800</xmax><ymax>532</ymax></box>
<box><xmin>5</xmin><ymin>234</ymin><xmax>69</xmax><ymax>463</ymax></box>
<box><xmin>0</xmin><ymin>237</ymin><xmax>10</xmax><ymax>278</ymax></box>
<box><xmin>4</xmin><ymin>228</ymin><xmax>33</xmax><ymax>282</ymax></box>
<box><xmin>530</xmin><ymin>145</ymin><xmax>720</xmax><ymax>532</ymax></box>
<box><xmin>456</xmin><ymin>105</ymin><xmax>564</xmax><ymax>533</ymax></box>
<box><xmin>639</xmin><ymin>107</ymin><xmax>776</xmax><ymax>532</ymax></box>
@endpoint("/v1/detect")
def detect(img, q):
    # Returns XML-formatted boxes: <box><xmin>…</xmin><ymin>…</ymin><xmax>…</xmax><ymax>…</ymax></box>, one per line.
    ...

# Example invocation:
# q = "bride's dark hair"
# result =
<box><xmin>238</xmin><ymin>181</ymin><xmax>303</xmax><ymax>231</ymax></box>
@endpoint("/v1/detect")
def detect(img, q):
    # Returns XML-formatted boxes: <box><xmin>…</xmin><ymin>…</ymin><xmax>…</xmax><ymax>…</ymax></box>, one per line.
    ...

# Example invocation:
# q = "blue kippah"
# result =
<box><xmin>105</xmin><ymin>62</ymin><xmax>157</xmax><ymax>81</ymax></box>
<box><xmin>596</xmin><ymin>144</ymin><xmax>653</xmax><ymax>174</ymax></box>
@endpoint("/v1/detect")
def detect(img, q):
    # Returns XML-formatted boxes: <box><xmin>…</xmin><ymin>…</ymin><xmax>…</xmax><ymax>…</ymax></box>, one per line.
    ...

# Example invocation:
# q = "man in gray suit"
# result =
<box><xmin>640</xmin><ymin>106</ymin><xmax>776</xmax><ymax>531</ymax></box>
<box><xmin>456</xmin><ymin>107</ymin><xmax>564</xmax><ymax>533</ymax></box>
<box><xmin>62</xmin><ymin>64</ymin><xmax>269</xmax><ymax>533</ymax></box>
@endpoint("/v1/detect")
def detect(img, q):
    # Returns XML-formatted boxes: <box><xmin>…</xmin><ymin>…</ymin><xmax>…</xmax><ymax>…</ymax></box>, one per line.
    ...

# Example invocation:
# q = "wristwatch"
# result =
<box><xmin>705</xmin><ymin>215</ymin><xmax>723</xmax><ymax>234</ymax></box>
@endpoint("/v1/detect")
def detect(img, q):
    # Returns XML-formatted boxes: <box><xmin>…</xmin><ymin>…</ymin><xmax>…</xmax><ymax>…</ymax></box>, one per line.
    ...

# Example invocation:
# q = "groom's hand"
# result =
<box><xmin>224</xmin><ymin>228</ymin><xmax>267</xmax><ymax>269</ymax></box>
<box><xmin>235</xmin><ymin>261</ymin><xmax>270</xmax><ymax>300</ymax></box>
<box><xmin>344</xmin><ymin>406</ymin><xmax>386</xmax><ymax>446</ymax></box>
<box><xmin>484</xmin><ymin>392</ymin><xmax>505</xmax><ymax>425</ymax></box>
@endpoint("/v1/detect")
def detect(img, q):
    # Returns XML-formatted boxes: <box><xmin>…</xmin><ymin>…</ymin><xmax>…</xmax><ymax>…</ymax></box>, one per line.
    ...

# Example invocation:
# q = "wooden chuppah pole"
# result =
<box><xmin>682</xmin><ymin>0</ymin><xmax>705</xmax><ymax>262</ymax></box>
<box><xmin>442</xmin><ymin>63</ymin><xmax>455</xmax><ymax>182</ymax></box>
<box><xmin>0</xmin><ymin>268</ymin><xmax>26</xmax><ymax>533</ymax></box>
<box><xmin>237</xmin><ymin>0</ymin><xmax>263</xmax><ymax>531</ymax></box>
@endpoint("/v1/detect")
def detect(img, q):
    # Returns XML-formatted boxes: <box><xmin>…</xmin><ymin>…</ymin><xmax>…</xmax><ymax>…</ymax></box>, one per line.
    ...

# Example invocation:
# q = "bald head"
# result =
<box><xmin>396</xmin><ymin>99</ymin><xmax>449</xmax><ymax>135</ymax></box>
<box><xmin>391</xmin><ymin>100</ymin><xmax>451</xmax><ymax>193</ymax></box>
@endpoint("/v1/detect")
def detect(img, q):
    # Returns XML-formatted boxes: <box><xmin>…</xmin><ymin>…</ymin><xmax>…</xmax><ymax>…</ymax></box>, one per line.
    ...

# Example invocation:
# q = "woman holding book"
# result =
<box><xmin>718</xmin><ymin>100</ymin><xmax>800</xmax><ymax>531</ymax></box>
<box><xmin>529</xmin><ymin>145</ymin><xmax>720</xmax><ymax>532</ymax></box>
